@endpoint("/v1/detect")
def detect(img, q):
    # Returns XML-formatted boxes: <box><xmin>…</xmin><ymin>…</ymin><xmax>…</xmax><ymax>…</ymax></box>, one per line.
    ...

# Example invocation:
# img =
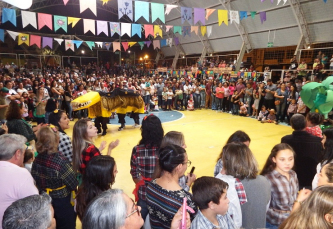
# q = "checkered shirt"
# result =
<box><xmin>235</xmin><ymin>178</ymin><xmax>247</xmax><ymax>205</ymax></box>
<box><xmin>191</xmin><ymin>210</ymin><xmax>236</xmax><ymax>229</ymax></box>
<box><xmin>79</xmin><ymin>143</ymin><xmax>101</xmax><ymax>174</ymax></box>
<box><xmin>58</xmin><ymin>132</ymin><xmax>73</xmax><ymax>162</ymax></box>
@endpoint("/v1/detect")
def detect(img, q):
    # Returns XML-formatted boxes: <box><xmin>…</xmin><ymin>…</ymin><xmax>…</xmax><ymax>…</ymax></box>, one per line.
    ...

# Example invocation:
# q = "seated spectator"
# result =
<box><xmin>2</xmin><ymin>193</ymin><xmax>56</xmax><ymax>229</ymax></box>
<box><xmin>23</xmin><ymin>148</ymin><xmax>34</xmax><ymax>172</ymax></box>
<box><xmin>305</xmin><ymin>112</ymin><xmax>324</xmax><ymax>138</ymax></box>
<box><xmin>191</xmin><ymin>176</ymin><xmax>236</xmax><ymax>229</ymax></box>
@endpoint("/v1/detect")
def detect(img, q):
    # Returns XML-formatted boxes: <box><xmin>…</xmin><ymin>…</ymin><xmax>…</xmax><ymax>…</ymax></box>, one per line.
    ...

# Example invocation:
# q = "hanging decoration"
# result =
<box><xmin>22</xmin><ymin>11</ymin><xmax>37</xmax><ymax>29</ymax></box>
<box><xmin>166</xmin><ymin>38</ymin><xmax>172</xmax><ymax>47</ymax></box>
<box><xmin>160</xmin><ymin>39</ymin><xmax>167</xmax><ymax>47</ymax></box>
<box><xmin>205</xmin><ymin>9</ymin><xmax>216</xmax><ymax>20</ymax></box>
<box><xmin>110</xmin><ymin>22</ymin><xmax>120</xmax><ymax>36</ymax></box>
<box><xmin>183</xmin><ymin>26</ymin><xmax>191</xmax><ymax>37</ymax></box>
<box><xmin>80</xmin><ymin>0</ymin><xmax>97</xmax><ymax>16</ymax></box>
<box><xmin>63</xmin><ymin>0</ymin><xmax>69</xmax><ymax>5</ymax></box>
<box><xmin>191</xmin><ymin>26</ymin><xmax>198</xmax><ymax>35</ymax></box>
<box><xmin>54</xmin><ymin>38</ymin><xmax>64</xmax><ymax>45</ymax></box>
<box><xmin>131</xmin><ymin>24</ymin><xmax>141</xmax><ymax>38</ymax></box>
<box><xmin>251</xmin><ymin>11</ymin><xmax>256</xmax><ymax>19</ymax></box>
<box><xmin>165</xmin><ymin>25</ymin><xmax>173</xmax><ymax>32</ymax></box>
<box><xmin>138</xmin><ymin>41</ymin><xmax>144</xmax><ymax>50</ymax></box>
<box><xmin>277</xmin><ymin>0</ymin><xmax>288</xmax><ymax>5</ymax></box>
<box><xmin>128</xmin><ymin>42</ymin><xmax>137</xmax><ymax>47</ymax></box>
<box><xmin>95</xmin><ymin>42</ymin><xmax>103</xmax><ymax>48</ymax></box>
<box><xmin>96</xmin><ymin>21</ymin><xmax>109</xmax><ymax>36</ymax></box>
<box><xmin>122</xmin><ymin>42</ymin><xmax>129</xmax><ymax>51</ymax></box>
<box><xmin>181</xmin><ymin>7</ymin><xmax>192</xmax><ymax>25</ymax></box>
<box><xmin>2</xmin><ymin>8</ymin><xmax>17</xmax><ymax>26</ymax></box>
<box><xmin>230</xmin><ymin>11</ymin><xmax>240</xmax><ymax>24</ymax></box>
<box><xmin>201</xmin><ymin>26</ymin><xmax>207</xmax><ymax>36</ymax></box>
<box><xmin>68</xmin><ymin>17</ymin><xmax>81</xmax><ymax>28</ymax></box>
<box><xmin>239</xmin><ymin>11</ymin><xmax>248</xmax><ymax>20</ymax></box>
<box><xmin>7</xmin><ymin>30</ymin><xmax>19</xmax><ymax>40</ymax></box>
<box><xmin>38</xmin><ymin>13</ymin><xmax>53</xmax><ymax>30</ymax></box>
<box><xmin>86</xmin><ymin>41</ymin><xmax>95</xmax><ymax>50</ymax></box>
<box><xmin>144</xmin><ymin>41</ymin><xmax>152</xmax><ymax>48</ymax></box>
<box><xmin>121</xmin><ymin>23</ymin><xmax>131</xmax><ymax>37</ymax></box>
<box><xmin>83</xmin><ymin>19</ymin><xmax>95</xmax><ymax>35</ymax></box>
<box><xmin>154</xmin><ymin>25</ymin><xmax>162</xmax><ymax>38</ymax></box>
<box><xmin>42</xmin><ymin>37</ymin><xmax>53</xmax><ymax>49</ymax></box>
<box><xmin>30</xmin><ymin>35</ymin><xmax>41</xmax><ymax>48</ymax></box>
<box><xmin>1</xmin><ymin>0</ymin><xmax>32</xmax><ymax>9</ymax></box>
<box><xmin>118</xmin><ymin>0</ymin><xmax>133</xmax><ymax>21</ymax></box>
<box><xmin>218</xmin><ymin>10</ymin><xmax>228</xmax><ymax>26</ymax></box>
<box><xmin>151</xmin><ymin>3</ymin><xmax>165</xmax><ymax>23</ymax></box>
<box><xmin>174</xmin><ymin>26</ymin><xmax>182</xmax><ymax>35</ymax></box>
<box><xmin>72</xmin><ymin>40</ymin><xmax>83</xmax><ymax>48</ymax></box>
<box><xmin>103</xmin><ymin>42</ymin><xmax>111</xmax><ymax>50</ymax></box>
<box><xmin>194</xmin><ymin>8</ymin><xmax>205</xmax><ymax>25</ymax></box>
<box><xmin>0</xmin><ymin>29</ymin><xmax>4</xmax><ymax>42</ymax></box>
<box><xmin>18</xmin><ymin>33</ymin><xmax>30</xmax><ymax>46</ymax></box>
<box><xmin>54</xmin><ymin>15</ymin><xmax>67</xmax><ymax>32</ymax></box>
<box><xmin>153</xmin><ymin>40</ymin><xmax>160</xmax><ymax>50</ymax></box>
<box><xmin>207</xmin><ymin>26</ymin><xmax>212</xmax><ymax>37</ymax></box>
<box><xmin>65</xmin><ymin>40</ymin><xmax>74</xmax><ymax>51</ymax></box>
<box><xmin>174</xmin><ymin>37</ymin><xmax>180</xmax><ymax>46</ymax></box>
<box><xmin>165</xmin><ymin>4</ymin><xmax>177</xmax><ymax>15</ymax></box>
<box><xmin>259</xmin><ymin>12</ymin><xmax>267</xmax><ymax>24</ymax></box>
<box><xmin>101</xmin><ymin>0</ymin><xmax>110</xmax><ymax>5</ymax></box>
<box><xmin>144</xmin><ymin>24</ymin><xmax>153</xmax><ymax>38</ymax></box>
<box><xmin>135</xmin><ymin>1</ymin><xmax>149</xmax><ymax>22</ymax></box>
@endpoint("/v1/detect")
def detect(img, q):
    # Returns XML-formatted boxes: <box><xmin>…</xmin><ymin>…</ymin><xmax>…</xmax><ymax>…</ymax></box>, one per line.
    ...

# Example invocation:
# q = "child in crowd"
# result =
<box><xmin>305</xmin><ymin>112</ymin><xmax>324</xmax><ymax>138</ymax></box>
<box><xmin>187</xmin><ymin>95</ymin><xmax>194</xmax><ymax>111</ymax></box>
<box><xmin>287</xmin><ymin>99</ymin><xmax>297</xmax><ymax>125</ymax></box>
<box><xmin>252</xmin><ymin>93</ymin><xmax>261</xmax><ymax>118</ymax></box>
<box><xmin>239</xmin><ymin>102</ymin><xmax>247</xmax><ymax>116</ymax></box>
<box><xmin>261</xmin><ymin>109</ymin><xmax>277</xmax><ymax>124</ymax></box>
<box><xmin>297</xmin><ymin>97</ymin><xmax>307</xmax><ymax>115</ymax></box>
<box><xmin>231</xmin><ymin>90</ymin><xmax>240</xmax><ymax>115</ymax></box>
<box><xmin>23</xmin><ymin>149</ymin><xmax>34</xmax><ymax>173</ymax></box>
<box><xmin>191</xmin><ymin>177</ymin><xmax>237</xmax><ymax>229</ymax></box>
<box><xmin>258</xmin><ymin>105</ymin><xmax>269</xmax><ymax>121</ymax></box>
<box><xmin>166</xmin><ymin>87</ymin><xmax>174</xmax><ymax>111</ymax></box>
<box><xmin>162</xmin><ymin>87</ymin><xmax>168</xmax><ymax>111</ymax></box>
<box><xmin>260</xmin><ymin>143</ymin><xmax>298</xmax><ymax>229</ymax></box>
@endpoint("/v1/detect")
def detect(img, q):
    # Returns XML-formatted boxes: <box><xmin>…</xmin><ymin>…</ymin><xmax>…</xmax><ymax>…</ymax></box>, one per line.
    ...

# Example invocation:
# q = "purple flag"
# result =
<box><xmin>174</xmin><ymin>37</ymin><xmax>179</xmax><ymax>46</ymax></box>
<box><xmin>144</xmin><ymin>41</ymin><xmax>152</xmax><ymax>48</ymax></box>
<box><xmin>194</xmin><ymin>8</ymin><xmax>205</xmax><ymax>25</ymax></box>
<box><xmin>181</xmin><ymin>7</ymin><xmax>192</xmax><ymax>25</ymax></box>
<box><xmin>42</xmin><ymin>37</ymin><xmax>53</xmax><ymax>49</ymax></box>
<box><xmin>259</xmin><ymin>12</ymin><xmax>266</xmax><ymax>24</ymax></box>
<box><xmin>97</xmin><ymin>21</ymin><xmax>109</xmax><ymax>36</ymax></box>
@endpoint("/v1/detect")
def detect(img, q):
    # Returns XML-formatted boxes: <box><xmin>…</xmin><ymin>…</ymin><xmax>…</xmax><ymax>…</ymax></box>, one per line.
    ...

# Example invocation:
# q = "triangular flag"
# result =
<box><xmin>138</xmin><ymin>41</ymin><xmax>144</xmax><ymax>50</ymax></box>
<box><xmin>113</xmin><ymin>42</ymin><xmax>120</xmax><ymax>52</ymax></box>
<box><xmin>38</xmin><ymin>13</ymin><xmax>53</xmax><ymax>30</ymax></box>
<box><xmin>0</xmin><ymin>29</ymin><xmax>4</xmax><ymax>42</ymax></box>
<box><xmin>54</xmin><ymin>15</ymin><xmax>67</xmax><ymax>32</ymax></box>
<box><xmin>121</xmin><ymin>23</ymin><xmax>131</xmax><ymax>37</ymax></box>
<box><xmin>174</xmin><ymin>26</ymin><xmax>182</xmax><ymax>35</ymax></box>
<box><xmin>207</xmin><ymin>26</ymin><xmax>212</xmax><ymax>37</ymax></box>
<box><xmin>194</xmin><ymin>8</ymin><xmax>205</xmax><ymax>25</ymax></box>
<box><xmin>151</xmin><ymin>3</ymin><xmax>165</xmax><ymax>23</ymax></box>
<box><xmin>42</xmin><ymin>37</ymin><xmax>53</xmax><ymax>49</ymax></box>
<box><xmin>65</xmin><ymin>40</ymin><xmax>74</xmax><ymax>51</ymax></box>
<box><xmin>251</xmin><ymin>11</ymin><xmax>256</xmax><ymax>19</ymax></box>
<box><xmin>154</xmin><ymin>25</ymin><xmax>162</xmax><ymax>38</ymax></box>
<box><xmin>72</xmin><ymin>40</ymin><xmax>83</xmax><ymax>48</ymax></box>
<box><xmin>132</xmin><ymin>24</ymin><xmax>141</xmax><ymax>38</ymax></box>
<box><xmin>110</xmin><ymin>22</ymin><xmax>120</xmax><ymax>36</ymax></box>
<box><xmin>7</xmin><ymin>31</ymin><xmax>19</xmax><ymax>40</ymax></box>
<box><xmin>97</xmin><ymin>21</ymin><xmax>109</xmax><ymax>36</ymax></box>
<box><xmin>153</xmin><ymin>40</ymin><xmax>160</xmax><ymax>50</ymax></box>
<box><xmin>323</xmin><ymin>0</ymin><xmax>327</xmax><ymax>2</ymax></box>
<box><xmin>230</xmin><ymin>10</ymin><xmax>240</xmax><ymax>24</ymax></box>
<box><xmin>18</xmin><ymin>34</ymin><xmax>29</xmax><ymax>46</ymax></box>
<box><xmin>30</xmin><ymin>35</ymin><xmax>41</xmax><ymax>48</ymax></box>
<box><xmin>160</xmin><ymin>39</ymin><xmax>167</xmax><ymax>47</ymax></box>
<box><xmin>259</xmin><ymin>12</ymin><xmax>266</xmax><ymax>24</ymax></box>
<box><xmin>85</xmin><ymin>41</ymin><xmax>95</xmax><ymax>50</ymax></box>
<box><xmin>2</xmin><ymin>8</ymin><xmax>16</xmax><ymax>27</ymax></box>
<box><xmin>165</xmin><ymin>25</ymin><xmax>173</xmax><ymax>32</ymax></box>
<box><xmin>239</xmin><ymin>11</ymin><xmax>248</xmax><ymax>20</ymax></box>
<box><xmin>174</xmin><ymin>37</ymin><xmax>180</xmax><ymax>46</ymax></box>
<box><xmin>201</xmin><ymin>26</ymin><xmax>207</xmax><ymax>36</ymax></box>
<box><xmin>22</xmin><ymin>11</ymin><xmax>37</xmax><ymax>29</ymax></box>
<box><xmin>135</xmin><ymin>1</ymin><xmax>149</xmax><ymax>22</ymax></box>
<box><xmin>165</xmin><ymin>5</ymin><xmax>177</xmax><ymax>15</ymax></box>
<box><xmin>122</xmin><ymin>42</ymin><xmax>129</xmax><ymax>51</ymax></box>
<box><xmin>128</xmin><ymin>42</ymin><xmax>137</xmax><ymax>47</ymax></box>
<box><xmin>218</xmin><ymin>10</ymin><xmax>228</xmax><ymax>26</ymax></box>
<box><xmin>183</xmin><ymin>26</ymin><xmax>191</xmax><ymax>37</ymax></box>
<box><xmin>191</xmin><ymin>26</ymin><xmax>198</xmax><ymax>35</ymax></box>
<box><xmin>68</xmin><ymin>17</ymin><xmax>81</xmax><ymax>28</ymax></box>
<box><xmin>103</xmin><ymin>42</ymin><xmax>112</xmax><ymax>50</ymax></box>
<box><xmin>118</xmin><ymin>0</ymin><xmax>133</xmax><ymax>21</ymax></box>
<box><xmin>63</xmin><ymin>0</ymin><xmax>69</xmax><ymax>5</ymax></box>
<box><xmin>181</xmin><ymin>7</ymin><xmax>192</xmax><ymax>25</ymax></box>
<box><xmin>54</xmin><ymin>38</ymin><xmax>64</xmax><ymax>45</ymax></box>
<box><xmin>144</xmin><ymin>24</ymin><xmax>153</xmax><ymax>38</ymax></box>
<box><xmin>144</xmin><ymin>41</ymin><xmax>152</xmax><ymax>48</ymax></box>
<box><xmin>95</xmin><ymin>42</ymin><xmax>103</xmax><ymax>48</ymax></box>
<box><xmin>80</xmin><ymin>0</ymin><xmax>97</xmax><ymax>16</ymax></box>
<box><xmin>166</xmin><ymin>38</ymin><xmax>172</xmax><ymax>47</ymax></box>
<box><xmin>206</xmin><ymin>9</ymin><xmax>216</xmax><ymax>20</ymax></box>
<box><xmin>83</xmin><ymin>19</ymin><xmax>95</xmax><ymax>35</ymax></box>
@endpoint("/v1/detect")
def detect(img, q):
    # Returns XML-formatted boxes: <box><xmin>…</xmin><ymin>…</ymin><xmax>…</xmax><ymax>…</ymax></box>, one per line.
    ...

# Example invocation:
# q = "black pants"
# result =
<box><xmin>118</xmin><ymin>113</ymin><xmax>126</xmax><ymax>127</ymax></box>
<box><xmin>130</xmin><ymin>112</ymin><xmax>140</xmax><ymax>125</ymax></box>
<box><xmin>52</xmin><ymin>195</ymin><xmax>76</xmax><ymax>229</ymax></box>
<box><xmin>264</xmin><ymin>99</ymin><xmax>275</xmax><ymax>110</ymax></box>
<box><xmin>158</xmin><ymin>95</ymin><xmax>162</xmax><ymax>107</ymax></box>
<box><xmin>95</xmin><ymin>116</ymin><xmax>108</xmax><ymax>133</ymax></box>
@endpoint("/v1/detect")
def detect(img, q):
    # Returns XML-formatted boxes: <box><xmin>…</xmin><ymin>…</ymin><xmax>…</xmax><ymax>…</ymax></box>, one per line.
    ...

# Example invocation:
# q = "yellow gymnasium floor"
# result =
<box><xmin>68</xmin><ymin>109</ymin><xmax>292</xmax><ymax>228</ymax></box>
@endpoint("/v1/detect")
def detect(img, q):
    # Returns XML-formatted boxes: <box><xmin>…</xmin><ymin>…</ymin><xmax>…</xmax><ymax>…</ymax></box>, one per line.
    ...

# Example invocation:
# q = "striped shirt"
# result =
<box><xmin>191</xmin><ymin>210</ymin><xmax>236</xmax><ymax>229</ymax></box>
<box><xmin>264</xmin><ymin>169</ymin><xmax>299</xmax><ymax>225</ymax></box>
<box><xmin>146</xmin><ymin>179</ymin><xmax>198</xmax><ymax>229</ymax></box>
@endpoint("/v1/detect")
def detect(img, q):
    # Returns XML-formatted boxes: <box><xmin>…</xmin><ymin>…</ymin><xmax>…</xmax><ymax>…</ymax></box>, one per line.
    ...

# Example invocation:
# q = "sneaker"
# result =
<box><xmin>133</xmin><ymin>124</ymin><xmax>140</xmax><ymax>128</ymax></box>
<box><xmin>118</xmin><ymin>127</ymin><xmax>124</xmax><ymax>131</ymax></box>
<box><xmin>229</xmin><ymin>111</ymin><xmax>232</xmax><ymax>114</ymax></box>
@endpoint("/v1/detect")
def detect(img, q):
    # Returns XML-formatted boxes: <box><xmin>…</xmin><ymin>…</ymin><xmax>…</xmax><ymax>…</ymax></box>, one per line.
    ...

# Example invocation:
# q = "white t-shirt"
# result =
<box><xmin>140</xmin><ymin>83</ymin><xmax>146</xmax><ymax>96</ymax></box>
<box><xmin>167</xmin><ymin>91</ymin><xmax>173</xmax><ymax>99</ymax></box>
<box><xmin>16</xmin><ymin>88</ymin><xmax>28</xmax><ymax>94</ymax></box>
<box><xmin>183</xmin><ymin>85</ymin><xmax>192</xmax><ymax>94</ymax></box>
<box><xmin>330</xmin><ymin>58</ymin><xmax>333</xmax><ymax>67</ymax></box>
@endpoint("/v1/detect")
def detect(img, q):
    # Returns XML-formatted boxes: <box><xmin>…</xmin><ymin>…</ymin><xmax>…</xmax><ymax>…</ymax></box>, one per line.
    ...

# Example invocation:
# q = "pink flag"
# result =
<box><xmin>206</xmin><ymin>9</ymin><xmax>216</xmax><ymax>20</ymax></box>
<box><xmin>113</xmin><ymin>42</ymin><xmax>120</xmax><ymax>52</ymax></box>
<box><xmin>122</xmin><ymin>42</ymin><xmax>129</xmax><ymax>51</ymax></box>
<box><xmin>63</xmin><ymin>0</ymin><xmax>69</xmax><ymax>5</ymax></box>
<box><xmin>38</xmin><ymin>13</ymin><xmax>53</xmax><ymax>30</ymax></box>
<box><xmin>153</xmin><ymin>40</ymin><xmax>160</xmax><ymax>50</ymax></box>
<box><xmin>30</xmin><ymin>35</ymin><xmax>41</xmax><ymax>48</ymax></box>
<box><xmin>144</xmin><ymin>24</ymin><xmax>153</xmax><ymax>38</ymax></box>
<box><xmin>165</xmin><ymin>25</ymin><xmax>173</xmax><ymax>32</ymax></box>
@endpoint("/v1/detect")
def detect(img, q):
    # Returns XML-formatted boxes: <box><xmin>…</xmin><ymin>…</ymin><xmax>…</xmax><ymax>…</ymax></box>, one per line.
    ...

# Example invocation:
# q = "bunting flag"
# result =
<box><xmin>207</xmin><ymin>26</ymin><xmax>212</xmax><ymax>37</ymax></box>
<box><xmin>68</xmin><ymin>17</ymin><xmax>81</xmax><ymax>28</ymax></box>
<box><xmin>7</xmin><ymin>31</ymin><xmax>19</xmax><ymax>40</ymax></box>
<box><xmin>42</xmin><ymin>37</ymin><xmax>53</xmax><ymax>49</ymax></box>
<box><xmin>154</xmin><ymin>25</ymin><xmax>162</xmax><ymax>38</ymax></box>
<box><xmin>151</xmin><ymin>3</ymin><xmax>165</xmax><ymax>23</ymax></box>
<box><xmin>22</xmin><ymin>11</ymin><xmax>37</xmax><ymax>29</ymax></box>
<box><xmin>201</xmin><ymin>26</ymin><xmax>206</xmax><ymax>36</ymax></box>
<box><xmin>218</xmin><ymin>10</ymin><xmax>228</xmax><ymax>26</ymax></box>
<box><xmin>160</xmin><ymin>39</ymin><xmax>167</xmax><ymax>47</ymax></box>
<box><xmin>206</xmin><ymin>9</ymin><xmax>216</xmax><ymax>20</ymax></box>
<box><xmin>165</xmin><ymin>25</ymin><xmax>173</xmax><ymax>32</ymax></box>
<box><xmin>54</xmin><ymin>38</ymin><xmax>64</xmax><ymax>45</ymax></box>
<box><xmin>101</xmin><ymin>0</ymin><xmax>110</xmax><ymax>5</ymax></box>
<box><xmin>18</xmin><ymin>33</ymin><xmax>29</xmax><ymax>46</ymax></box>
<box><xmin>80</xmin><ymin>0</ymin><xmax>97</xmax><ymax>16</ymax></box>
<box><xmin>65</xmin><ymin>40</ymin><xmax>74</xmax><ymax>51</ymax></box>
<box><xmin>239</xmin><ymin>11</ymin><xmax>248</xmax><ymax>20</ymax></box>
<box><xmin>144</xmin><ymin>24</ymin><xmax>153</xmax><ymax>38</ymax></box>
<box><xmin>323</xmin><ymin>0</ymin><xmax>327</xmax><ymax>2</ymax></box>
<box><xmin>0</xmin><ymin>29</ymin><xmax>4</xmax><ymax>42</ymax></box>
<box><xmin>95</xmin><ymin>42</ymin><xmax>103</xmax><ymax>48</ymax></box>
<box><xmin>251</xmin><ymin>11</ymin><xmax>256</xmax><ymax>19</ymax></box>
<box><xmin>174</xmin><ymin>26</ymin><xmax>182</xmax><ymax>35</ymax></box>
<box><xmin>2</xmin><ymin>8</ymin><xmax>16</xmax><ymax>26</ymax></box>
<box><xmin>230</xmin><ymin>10</ymin><xmax>240</xmax><ymax>24</ymax></box>
<box><xmin>166</xmin><ymin>38</ymin><xmax>172</xmax><ymax>47</ymax></box>
<box><xmin>86</xmin><ymin>41</ymin><xmax>95</xmax><ymax>50</ymax></box>
<box><xmin>259</xmin><ymin>12</ymin><xmax>266</xmax><ymax>24</ymax></box>
<box><xmin>112</xmin><ymin>42</ymin><xmax>121</xmax><ymax>52</ymax></box>
<box><xmin>138</xmin><ymin>41</ymin><xmax>144</xmax><ymax>50</ymax></box>
<box><xmin>165</xmin><ymin>4</ymin><xmax>177</xmax><ymax>15</ymax></box>
<box><xmin>121</xmin><ymin>23</ymin><xmax>131</xmax><ymax>37</ymax></box>
<box><xmin>110</xmin><ymin>22</ymin><xmax>120</xmax><ymax>36</ymax></box>
<box><xmin>181</xmin><ymin>7</ymin><xmax>192</xmax><ymax>25</ymax></box>
<box><xmin>63</xmin><ymin>0</ymin><xmax>69</xmax><ymax>5</ymax></box>
<box><xmin>30</xmin><ymin>35</ymin><xmax>41</xmax><ymax>48</ymax></box>
<box><xmin>153</xmin><ymin>40</ymin><xmax>160</xmax><ymax>50</ymax></box>
<box><xmin>72</xmin><ymin>40</ymin><xmax>83</xmax><ymax>48</ymax></box>
<box><xmin>122</xmin><ymin>42</ymin><xmax>129</xmax><ymax>51</ymax></box>
<box><xmin>118</xmin><ymin>0</ymin><xmax>133</xmax><ymax>21</ymax></box>
<box><xmin>183</xmin><ymin>26</ymin><xmax>191</xmax><ymax>37</ymax></box>
<box><xmin>194</xmin><ymin>8</ymin><xmax>205</xmax><ymax>25</ymax></box>
<box><xmin>277</xmin><ymin>0</ymin><xmax>288</xmax><ymax>4</ymax></box>
<box><xmin>134</xmin><ymin>1</ymin><xmax>149</xmax><ymax>22</ymax></box>
<box><xmin>191</xmin><ymin>26</ymin><xmax>198</xmax><ymax>35</ymax></box>
<box><xmin>97</xmin><ymin>21</ymin><xmax>109</xmax><ymax>36</ymax></box>
<box><xmin>128</xmin><ymin>42</ymin><xmax>136</xmax><ymax>47</ymax></box>
<box><xmin>103</xmin><ymin>42</ymin><xmax>111</xmax><ymax>50</ymax></box>
<box><xmin>144</xmin><ymin>41</ymin><xmax>152</xmax><ymax>48</ymax></box>
<box><xmin>54</xmin><ymin>15</ymin><xmax>67</xmax><ymax>32</ymax></box>
<box><xmin>83</xmin><ymin>19</ymin><xmax>95</xmax><ymax>35</ymax></box>
<box><xmin>174</xmin><ymin>37</ymin><xmax>179</xmax><ymax>46</ymax></box>
<box><xmin>38</xmin><ymin>13</ymin><xmax>53</xmax><ymax>30</ymax></box>
<box><xmin>132</xmin><ymin>24</ymin><xmax>141</xmax><ymax>38</ymax></box>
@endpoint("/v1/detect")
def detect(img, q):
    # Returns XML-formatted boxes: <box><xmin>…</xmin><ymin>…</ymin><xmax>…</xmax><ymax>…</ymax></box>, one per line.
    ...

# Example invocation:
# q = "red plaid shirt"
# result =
<box><xmin>130</xmin><ymin>144</ymin><xmax>159</xmax><ymax>201</ymax></box>
<box><xmin>79</xmin><ymin>143</ymin><xmax>101</xmax><ymax>174</ymax></box>
<box><xmin>235</xmin><ymin>178</ymin><xmax>247</xmax><ymax>205</ymax></box>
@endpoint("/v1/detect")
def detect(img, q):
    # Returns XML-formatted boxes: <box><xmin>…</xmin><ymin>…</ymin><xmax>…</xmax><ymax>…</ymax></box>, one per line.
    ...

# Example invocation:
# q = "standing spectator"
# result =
<box><xmin>33</xmin><ymin>87</ymin><xmax>47</xmax><ymax>124</ymax></box>
<box><xmin>0</xmin><ymin>87</ymin><xmax>9</xmax><ymax>123</ymax></box>
<box><xmin>244</xmin><ymin>83</ymin><xmax>253</xmax><ymax>116</ymax></box>
<box><xmin>274</xmin><ymin>83</ymin><xmax>288</xmax><ymax>123</ymax></box>
<box><xmin>264</xmin><ymin>79</ymin><xmax>277</xmax><ymax>110</ymax></box>
<box><xmin>193</xmin><ymin>81</ymin><xmax>201</xmax><ymax>109</ymax></box>
<box><xmin>183</xmin><ymin>80</ymin><xmax>192</xmax><ymax>110</ymax></box>
<box><xmin>296</xmin><ymin>60</ymin><xmax>307</xmax><ymax>80</ymax></box>
<box><xmin>205</xmin><ymin>79</ymin><xmax>212</xmax><ymax>109</ymax></box>
<box><xmin>155</xmin><ymin>78</ymin><xmax>164</xmax><ymax>108</ymax></box>
<box><xmin>64</xmin><ymin>85</ymin><xmax>73</xmax><ymax>121</ymax></box>
<box><xmin>200</xmin><ymin>80</ymin><xmax>206</xmax><ymax>108</ymax></box>
<box><xmin>330</xmin><ymin>54</ymin><xmax>333</xmax><ymax>70</ymax></box>
<box><xmin>222</xmin><ymin>82</ymin><xmax>230</xmax><ymax>112</ymax></box>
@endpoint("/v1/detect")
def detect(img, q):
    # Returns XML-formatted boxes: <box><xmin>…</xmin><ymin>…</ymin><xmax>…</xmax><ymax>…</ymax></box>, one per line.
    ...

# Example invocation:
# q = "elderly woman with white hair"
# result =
<box><xmin>82</xmin><ymin>189</ymin><xmax>191</xmax><ymax>229</ymax></box>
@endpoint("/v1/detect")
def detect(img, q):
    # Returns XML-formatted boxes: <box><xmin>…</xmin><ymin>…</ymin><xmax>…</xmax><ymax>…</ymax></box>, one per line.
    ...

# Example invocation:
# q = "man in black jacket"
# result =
<box><xmin>281</xmin><ymin>114</ymin><xmax>322</xmax><ymax>189</ymax></box>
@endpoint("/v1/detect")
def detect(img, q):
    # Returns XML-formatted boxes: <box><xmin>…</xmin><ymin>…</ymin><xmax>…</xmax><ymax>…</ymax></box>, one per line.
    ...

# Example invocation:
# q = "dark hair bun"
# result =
<box><xmin>158</xmin><ymin>144</ymin><xmax>186</xmax><ymax>173</ymax></box>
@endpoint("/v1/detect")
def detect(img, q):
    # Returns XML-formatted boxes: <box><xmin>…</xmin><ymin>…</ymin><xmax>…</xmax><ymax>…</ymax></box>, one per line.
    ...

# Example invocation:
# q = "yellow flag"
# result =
<box><xmin>218</xmin><ymin>10</ymin><xmax>228</xmax><ymax>26</ymax></box>
<box><xmin>128</xmin><ymin>42</ymin><xmax>137</xmax><ymax>47</ymax></box>
<box><xmin>18</xmin><ymin>33</ymin><xmax>29</xmax><ymax>46</ymax></box>
<box><xmin>154</xmin><ymin>25</ymin><xmax>163</xmax><ymax>38</ymax></box>
<box><xmin>201</xmin><ymin>26</ymin><xmax>206</xmax><ymax>36</ymax></box>
<box><xmin>68</xmin><ymin>17</ymin><xmax>81</xmax><ymax>28</ymax></box>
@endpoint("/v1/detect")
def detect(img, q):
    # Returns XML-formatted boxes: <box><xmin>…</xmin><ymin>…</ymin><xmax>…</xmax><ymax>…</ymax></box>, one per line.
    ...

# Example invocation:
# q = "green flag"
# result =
<box><xmin>54</xmin><ymin>15</ymin><xmax>67</xmax><ymax>32</ymax></box>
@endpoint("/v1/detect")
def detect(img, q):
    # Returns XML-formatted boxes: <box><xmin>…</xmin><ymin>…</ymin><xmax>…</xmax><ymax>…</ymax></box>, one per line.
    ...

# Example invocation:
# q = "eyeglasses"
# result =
<box><xmin>183</xmin><ymin>160</ymin><xmax>192</xmax><ymax>167</ymax></box>
<box><xmin>125</xmin><ymin>199</ymin><xmax>140</xmax><ymax>218</ymax></box>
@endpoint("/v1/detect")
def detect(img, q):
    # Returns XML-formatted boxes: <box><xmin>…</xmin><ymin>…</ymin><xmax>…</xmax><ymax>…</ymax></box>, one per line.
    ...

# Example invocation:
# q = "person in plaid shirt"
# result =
<box><xmin>31</xmin><ymin>126</ymin><xmax>78</xmax><ymax>229</ymax></box>
<box><xmin>130</xmin><ymin>114</ymin><xmax>164</xmax><ymax>221</ymax></box>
